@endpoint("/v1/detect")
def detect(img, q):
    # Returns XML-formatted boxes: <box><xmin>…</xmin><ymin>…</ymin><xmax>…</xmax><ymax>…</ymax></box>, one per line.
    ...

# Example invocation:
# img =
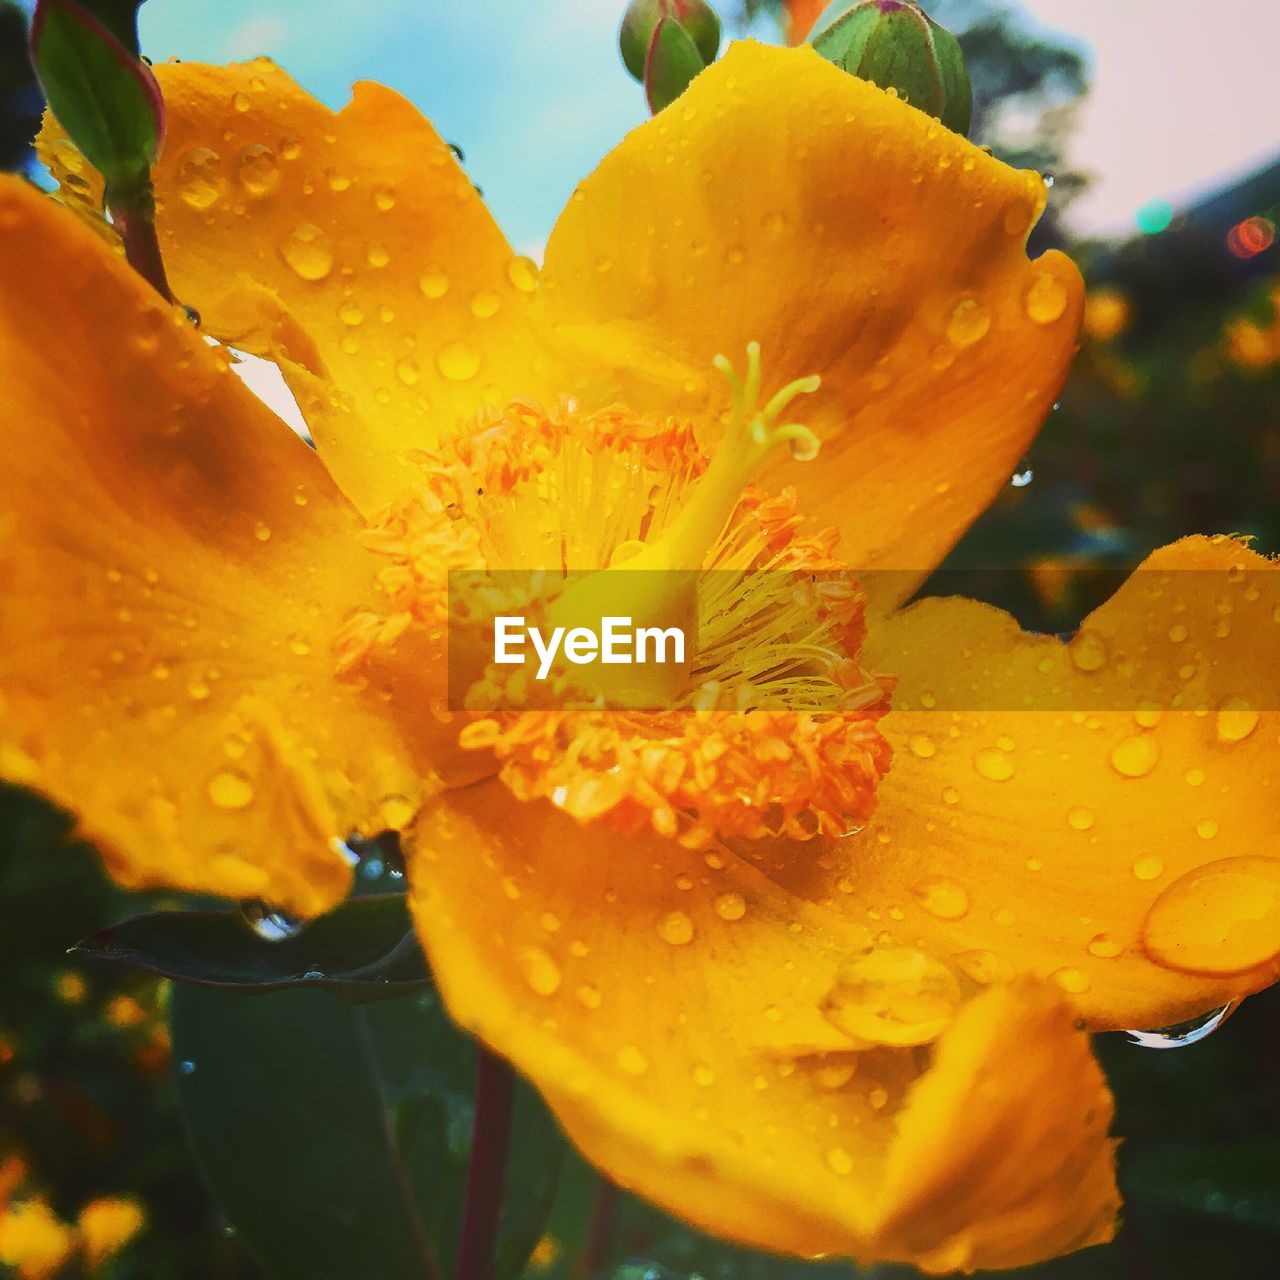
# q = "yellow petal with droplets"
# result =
<box><xmin>0</xmin><ymin>179</ymin><xmax>424</xmax><ymax>916</ymax></box>
<box><xmin>775</xmin><ymin>536</ymin><xmax>1279</xmax><ymax>1031</ymax></box>
<box><xmin>132</xmin><ymin>59</ymin><xmax>557</xmax><ymax>514</ymax></box>
<box><xmin>409</xmin><ymin>779</ymin><xmax>1118</xmax><ymax>1270</ymax></box>
<box><xmin>536</xmin><ymin>42</ymin><xmax>1081</xmax><ymax>612</ymax></box>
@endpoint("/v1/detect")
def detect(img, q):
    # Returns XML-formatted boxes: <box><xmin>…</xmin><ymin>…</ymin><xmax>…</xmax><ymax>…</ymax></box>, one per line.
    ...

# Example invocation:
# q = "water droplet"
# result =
<box><xmin>177</xmin><ymin>147</ymin><xmax>223</xmax><ymax>210</ymax></box>
<box><xmin>1010</xmin><ymin>466</ymin><xmax>1034</xmax><ymax>488</ymax></box>
<box><xmin>372</xmin><ymin>184</ymin><xmax>396</xmax><ymax>211</ymax></box>
<box><xmin>236</xmin><ymin>143</ymin><xmax>279</xmax><ymax>196</ymax></box>
<box><xmin>953</xmin><ymin>949</ymin><xmax>1003</xmax><ymax>985</ymax></box>
<box><xmin>1125</xmin><ymin>1002</ymin><xmax>1237</xmax><ymax>1050</ymax></box>
<box><xmin>337</xmin><ymin>299</ymin><xmax>363</xmax><ymax>326</ymax></box>
<box><xmin>946</xmin><ymin>298</ymin><xmax>991</xmax><ymax>348</ymax></box>
<box><xmin>911</xmin><ymin>878</ymin><xmax>969</xmax><ymax>920</ymax></box>
<box><xmin>826</xmin><ymin>1147</ymin><xmax>854</xmax><ymax>1175</ymax></box>
<box><xmin>973</xmin><ymin>747</ymin><xmax>1015</xmax><ymax>782</ymax></box>
<box><xmin>1025</xmin><ymin>272</ymin><xmax>1069</xmax><ymax>324</ymax></box>
<box><xmin>821</xmin><ymin>947</ymin><xmax>961</xmax><ymax>1046</ymax></box>
<box><xmin>617</xmin><ymin>1045</ymin><xmax>649</xmax><ymax>1075</ymax></box>
<box><xmin>1185</xmin><ymin>767</ymin><xmax>1206</xmax><ymax>787</ymax></box>
<box><xmin>1110</xmin><ymin>734</ymin><xmax>1160</xmax><ymax>778</ymax></box>
<box><xmin>576</xmin><ymin>983</ymin><xmax>602</xmax><ymax>1009</ymax></box>
<box><xmin>1134</xmin><ymin>703</ymin><xmax>1163</xmax><ymax>729</ymax></box>
<box><xmin>470</xmin><ymin>290</ymin><xmax>501</xmax><ymax>319</ymax></box>
<box><xmin>1067</xmin><ymin>805</ymin><xmax>1095</xmax><ymax>831</ymax></box>
<box><xmin>692</xmin><ymin>1063</ymin><xmax>716</xmax><ymax>1087</ymax></box>
<box><xmin>365</xmin><ymin>240</ymin><xmax>391</xmax><ymax>268</ymax></box>
<box><xmin>436</xmin><ymin>340</ymin><xmax>480</xmax><ymax>381</ymax></box>
<box><xmin>506</xmin><ymin>255</ymin><xmax>538</xmax><ymax>293</ymax></box>
<box><xmin>1196</xmin><ymin>818</ymin><xmax>1220</xmax><ymax>840</ymax></box>
<box><xmin>231</xmin><ymin>90</ymin><xmax>251</xmax><ymax>113</ymax></box>
<box><xmin>279</xmin><ymin>135</ymin><xmax>302</xmax><ymax>161</ymax></box>
<box><xmin>1133</xmin><ymin>854</ymin><xmax>1165</xmax><ymax>881</ymax></box>
<box><xmin>395</xmin><ymin>357</ymin><xmax>421</xmax><ymax>386</ymax></box>
<box><xmin>1069</xmin><ymin>629</ymin><xmax>1108</xmax><ymax>672</ymax></box>
<box><xmin>909</xmin><ymin>734</ymin><xmax>936</xmax><ymax>759</ymax></box>
<box><xmin>1051</xmin><ymin>966</ymin><xmax>1090</xmax><ymax>994</ymax></box>
<box><xmin>239</xmin><ymin>900</ymin><xmax>303</xmax><ymax>941</ymax></box>
<box><xmin>1087</xmin><ymin>933</ymin><xmax>1122</xmax><ymax>959</ymax></box>
<box><xmin>281</xmin><ymin>223</ymin><xmax>334</xmax><ymax>281</ymax></box>
<box><xmin>179</xmin><ymin>1059</ymin><xmax>197</xmax><ymax>1076</ymax></box>
<box><xmin>517</xmin><ymin>946</ymin><xmax>562</xmax><ymax>996</ymax></box>
<box><xmin>657</xmin><ymin>910</ymin><xmax>695</xmax><ymax>945</ymax></box>
<box><xmin>1168</xmin><ymin>622</ymin><xmax>1188</xmax><ymax>643</ymax></box>
<box><xmin>1215</xmin><ymin>697</ymin><xmax>1259</xmax><ymax>744</ymax></box>
<box><xmin>1142</xmin><ymin>856</ymin><xmax>1280</xmax><ymax>975</ymax></box>
<box><xmin>208</xmin><ymin>769</ymin><xmax>254</xmax><ymax>809</ymax></box>
<box><xmin>712</xmin><ymin>892</ymin><xmax>747</xmax><ymax>921</ymax></box>
<box><xmin>253</xmin><ymin>521</ymin><xmax>272</xmax><ymax>542</ymax></box>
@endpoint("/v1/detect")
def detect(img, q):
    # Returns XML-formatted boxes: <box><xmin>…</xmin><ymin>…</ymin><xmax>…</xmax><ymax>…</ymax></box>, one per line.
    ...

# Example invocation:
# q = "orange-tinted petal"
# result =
<box><xmin>140</xmin><ymin>60</ymin><xmax>553</xmax><ymax>513</ymax></box>
<box><xmin>536</xmin><ymin>42</ymin><xmax>1081</xmax><ymax>610</ymax></box>
<box><xmin>789</xmin><ymin>536</ymin><xmax>1279</xmax><ymax>1031</ymax></box>
<box><xmin>410</xmin><ymin>779</ymin><xmax>1118</xmax><ymax>1270</ymax></box>
<box><xmin>0</xmin><ymin>179</ymin><xmax>424</xmax><ymax>915</ymax></box>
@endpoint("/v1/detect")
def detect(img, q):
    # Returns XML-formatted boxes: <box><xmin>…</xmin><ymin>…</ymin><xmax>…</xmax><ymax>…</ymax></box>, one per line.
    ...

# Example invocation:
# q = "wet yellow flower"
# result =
<box><xmin>4</xmin><ymin>40</ymin><xmax>1278</xmax><ymax>1273</ymax></box>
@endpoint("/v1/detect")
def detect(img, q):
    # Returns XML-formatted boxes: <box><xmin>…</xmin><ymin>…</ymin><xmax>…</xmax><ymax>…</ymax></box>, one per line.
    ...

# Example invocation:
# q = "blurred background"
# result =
<box><xmin>1</xmin><ymin>1</ymin><xmax>1277</xmax><ymax>1277</ymax></box>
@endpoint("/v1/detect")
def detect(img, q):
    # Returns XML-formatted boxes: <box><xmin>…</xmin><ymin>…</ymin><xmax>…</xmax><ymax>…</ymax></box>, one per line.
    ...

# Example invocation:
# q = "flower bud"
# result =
<box><xmin>29</xmin><ymin>0</ymin><xmax>163</xmax><ymax>201</ymax></box>
<box><xmin>810</xmin><ymin>0</ymin><xmax>972</xmax><ymax>136</ymax></box>
<box><xmin>619</xmin><ymin>0</ymin><xmax>721</xmax><ymax>84</ymax></box>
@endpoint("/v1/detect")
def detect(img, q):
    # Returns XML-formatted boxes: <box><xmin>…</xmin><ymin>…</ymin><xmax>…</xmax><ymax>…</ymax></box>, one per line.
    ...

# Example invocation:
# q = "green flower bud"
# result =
<box><xmin>29</xmin><ymin>0</ymin><xmax>162</xmax><ymax>201</ymax></box>
<box><xmin>810</xmin><ymin>0</ymin><xmax>972</xmax><ymax>136</ymax></box>
<box><xmin>619</xmin><ymin>0</ymin><xmax>721</xmax><ymax>84</ymax></box>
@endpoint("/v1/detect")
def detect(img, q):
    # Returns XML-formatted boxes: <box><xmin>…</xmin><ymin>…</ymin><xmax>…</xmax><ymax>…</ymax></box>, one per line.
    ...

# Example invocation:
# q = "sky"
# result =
<box><xmin>128</xmin><ymin>1</ymin><xmax>1280</xmax><ymax>248</ymax></box>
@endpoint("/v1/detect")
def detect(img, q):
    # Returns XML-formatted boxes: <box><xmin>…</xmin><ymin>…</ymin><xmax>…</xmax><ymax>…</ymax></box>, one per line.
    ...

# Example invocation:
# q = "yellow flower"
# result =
<box><xmin>77</xmin><ymin>1197</ymin><xmax>145</xmax><ymax>1268</ymax></box>
<box><xmin>4</xmin><ymin>40</ymin><xmax>1278</xmax><ymax>1273</ymax></box>
<box><xmin>0</xmin><ymin>1199</ymin><xmax>75</xmax><ymax>1280</ymax></box>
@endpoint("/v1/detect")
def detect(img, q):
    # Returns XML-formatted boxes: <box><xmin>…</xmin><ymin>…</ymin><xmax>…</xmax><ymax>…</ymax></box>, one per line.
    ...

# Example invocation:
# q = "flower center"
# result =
<box><xmin>336</xmin><ymin>346</ymin><xmax>894</xmax><ymax>847</ymax></box>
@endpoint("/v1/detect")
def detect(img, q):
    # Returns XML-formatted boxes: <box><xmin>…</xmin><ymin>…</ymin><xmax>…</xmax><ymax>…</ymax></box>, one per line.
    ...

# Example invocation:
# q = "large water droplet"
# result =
<box><xmin>517</xmin><ymin>946</ymin><xmax>562</xmax><ymax>996</ymax></box>
<box><xmin>1069</xmin><ymin>629</ymin><xmax>1108</xmax><ymax>672</ymax></box>
<box><xmin>436</xmin><ymin>340</ymin><xmax>480</xmax><ymax>381</ymax></box>
<box><xmin>712</xmin><ymin>891</ymin><xmax>747</xmax><ymax>921</ymax></box>
<box><xmin>239</xmin><ymin>899</ymin><xmax>303</xmax><ymax>941</ymax></box>
<box><xmin>1215</xmin><ymin>697</ymin><xmax>1259</xmax><ymax>744</ymax></box>
<box><xmin>1141</xmin><ymin>856</ymin><xmax>1280</xmax><ymax>976</ymax></box>
<box><xmin>946</xmin><ymin>298</ymin><xmax>991</xmax><ymax>348</ymax></box>
<box><xmin>236</xmin><ymin>143</ymin><xmax>279</xmax><ymax>196</ymax></box>
<box><xmin>506</xmin><ymin>255</ymin><xmax>539</xmax><ymax>293</ymax></box>
<box><xmin>911</xmin><ymin>877</ymin><xmax>969</xmax><ymax>920</ymax></box>
<box><xmin>657</xmin><ymin>910</ymin><xmax>695</xmax><ymax>946</ymax></box>
<box><xmin>1125</xmin><ymin>1002</ymin><xmax>1237</xmax><ymax>1050</ymax></box>
<box><xmin>208</xmin><ymin>769</ymin><xmax>254</xmax><ymax>809</ymax></box>
<box><xmin>616</xmin><ymin>1044</ymin><xmax>649</xmax><ymax>1075</ymax></box>
<box><xmin>1010</xmin><ymin>465</ymin><xmax>1034</xmax><ymax>488</ymax></box>
<box><xmin>281</xmin><ymin>223</ymin><xmax>334</xmax><ymax>281</ymax></box>
<box><xmin>1025</xmin><ymin>272</ymin><xmax>1069</xmax><ymax>324</ymax></box>
<box><xmin>973</xmin><ymin>746</ymin><xmax>1015</xmax><ymax>782</ymax></box>
<box><xmin>177</xmin><ymin>147</ymin><xmax>223</xmax><ymax>210</ymax></box>
<box><xmin>1110</xmin><ymin>734</ymin><xmax>1160</xmax><ymax>778</ymax></box>
<box><xmin>821</xmin><ymin>946</ymin><xmax>961</xmax><ymax>1047</ymax></box>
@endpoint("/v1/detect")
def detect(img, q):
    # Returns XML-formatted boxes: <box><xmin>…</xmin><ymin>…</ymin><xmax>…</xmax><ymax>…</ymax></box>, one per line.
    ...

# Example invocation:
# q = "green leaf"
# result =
<box><xmin>1125</xmin><ymin>1137</ymin><xmax>1280</xmax><ymax>1232</ymax></box>
<box><xmin>30</xmin><ymin>0</ymin><xmax>161</xmax><ymax>196</ymax></box>
<box><xmin>74</xmin><ymin>895</ymin><xmax>431</xmax><ymax>1002</ymax></box>
<box><xmin>170</xmin><ymin>981</ymin><xmax>565</xmax><ymax>1280</ymax></box>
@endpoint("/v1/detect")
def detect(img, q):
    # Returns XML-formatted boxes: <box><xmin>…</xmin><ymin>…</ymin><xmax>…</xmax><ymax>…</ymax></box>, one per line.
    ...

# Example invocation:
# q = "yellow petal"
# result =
<box><xmin>0</xmin><ymin>179</ymin><xmax>424</xmax><ymax>916</ymax></box>
<box><xmin>410</xmin><ymin>779</ymin><xmax>1118</xmax><ymax>1270</ymax></box>
<box><xmin>144</xmin><ymin>59</ymin><xmax>554</xmax><ymax>513</ymax></box>
<box><xmin>537</xmin><ymin>42</ymin><xmax>1081</xmax><ymax>610</ymax></box>
<box><xmin>790</xmin><ymin>536</ymin><xmax>1279</xmax><ymax>1031</ymax></box>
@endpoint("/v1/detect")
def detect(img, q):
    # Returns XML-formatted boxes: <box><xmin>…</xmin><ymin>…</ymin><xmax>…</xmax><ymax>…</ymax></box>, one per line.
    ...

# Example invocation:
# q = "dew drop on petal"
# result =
<box><xmin>1069</xmin><ymin>629</ymin><xmax>1108</xmax><ymax>672</ymax></box>
<box><xmin>1067</xmin><ymin>805</ymin><xmax>1095</xmax><ymax>831</ymax></box>
<box><xmin>946</xmin><ymin>298</ymin><xmax>991</xmax><ymax>348</ymax></box>
<box><xmin>1087</xmin><ymin>933</ymin><xmax>1122</xmax><ymax>959</ymax></box>
<box><xmin>395</xmin><ymin>357</ymin><xmax>421</xmax><ymax>386</ymax></box>
<box><xmin>617</xmin><ymin>1045</ymin><xmax>650</xmax><ymax>1075</ymax></box>
<box><xmin>973</xmin><ymin>746</ymin><xmax>1015</xmax><ymax>782</ymax></box>
<box><xmin>712</xmin><ymin>892</ymin><xmax>747</xmax><ymax>921</ymax></box>
<box><xmin>436</xmin><ymin>340</ymin><xmax>480</xmax><ymax>381</ymax></box>
<box><xmin>1050</xmin><ymin>966</ymin><xmax>1090</xmax><ymax>994</ymax></box>
<box><xmin>911</xmin><ymin>877</ymin><xmax>969</xmax><ymax>920</ymax></box>
<box><xmin>821</xmin><ymin>947</ymin><xmax>961</xmax><ymax>1047</ymax></box>
<box><xmin>1142</xmin><ymin>857</ymin><xmax>1280</xmax><ymax>976</ymax></box>
<box><xmin>517</xmin><ymin>946</ymin><xmax>562</xmax><ymax>996</ymax></box>
<box><xmin>239</xmin><ymin>899</ymin><xmax>303</xmax><ymax>941</ymax></box>
<box><xmin>177</xmin><ymin>147</ymin><xmax>223</xmax><ymax>210</ymax></box>
<box><xmin>281</xmin><ymin>223</ymin><xmax>334</xmax><ymax>281</ymax></box>
<box><xmin>1025</xmin><ymin>272</ymin><xmax>1069</xmax><ymax>324</ymax></box>
<box><xmin>1110</xmin><ymin>734</ymin><xmax>1160</xmax><ymax>778</ymax></box>
<box><xmin>1125</xmin><ymin>1002</ymin><xmax>1237</xmax><ymax>1050</ymax></box>
<box><xmin>506</xmin><ymin>255</ymin><xmax>539</xmax><ymax>293</ymax></box>
<box><xmin>236</xmin><ymin>143</ymin><xmax>279</xmax><ymax>196</ymax></box>
<box><xmin>1133</xmin><ymin>854</ymin><xmax>1165</xmax><ymax>882</ymax></box>
<box><xmin>208</xmin><ymin>769</ymin><xmax>254</xmax><ymax>809</ymax></box>
<box><xmin>1215</xmin><ymin>697</ymin><xmax>1260</xmax><ymax>744</ymax></box>
<box><xmin>826</xmin><ymin>1147</ymin><xmax>854</xmax><ymax>1175</ymax></box>
<box><xmin>657</xmin><ymin>910</ymin><xmax>695</xmax><ymax>945</ymax></box>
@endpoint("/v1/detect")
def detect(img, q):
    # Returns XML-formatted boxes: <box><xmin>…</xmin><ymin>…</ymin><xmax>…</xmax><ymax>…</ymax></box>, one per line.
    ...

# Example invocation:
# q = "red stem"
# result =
<box><xmin>584</xmin><ymin>1177</ymin><xmax>621</xmax><ymax>1276</ymax></box>
<box><xmin>454</xmin><ymin>1046</ymin><xmax>515</xmax><ymax>1280</ymax></box>
<box><xmin>110</xmin><ymin>199</ymin><xmax>173</xmax><ymax>302</ymax></box>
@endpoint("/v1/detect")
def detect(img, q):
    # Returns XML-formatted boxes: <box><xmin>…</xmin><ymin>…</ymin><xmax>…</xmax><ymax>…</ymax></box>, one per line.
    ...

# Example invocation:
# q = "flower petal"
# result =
<box><xmin>790</xmin><ymin>536</ymin><xmax>1279</xmax><ymax>1031</ymax></box>
<box><xmin>0</xmin><ymin>179</ymin><xmax>424</xmax><ymax>915</ymax></box>
<box><xmin>536</xmin><ymin>41</ymin><xmax>1081</xmax><ymax>610</ymax></box>
<box><xmin>410</xmin><ymin>778</ymin><xmax>1118</xmax><ymax>1270</ymax></box>
<box><xmin>141</xmin><ymin>59</ymin><xmax>554</xmax><ymax>513</ymax></box>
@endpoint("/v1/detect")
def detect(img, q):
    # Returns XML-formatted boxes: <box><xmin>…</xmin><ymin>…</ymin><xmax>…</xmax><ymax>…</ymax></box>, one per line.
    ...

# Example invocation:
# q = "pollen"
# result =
<box><xmin>338</xmin><ymin>346</ymin><xmax>894</xmax><ymax>846</ymax></box>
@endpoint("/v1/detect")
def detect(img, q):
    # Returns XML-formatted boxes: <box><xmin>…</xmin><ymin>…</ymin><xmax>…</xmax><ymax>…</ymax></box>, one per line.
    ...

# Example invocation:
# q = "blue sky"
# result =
<box><xmin>138</xmin><ymin>0</ymin><xmax>658</xmax><ymax>255</ymax></box>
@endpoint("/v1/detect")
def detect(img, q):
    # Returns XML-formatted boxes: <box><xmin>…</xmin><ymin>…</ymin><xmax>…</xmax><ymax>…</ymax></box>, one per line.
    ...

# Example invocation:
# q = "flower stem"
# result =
<box><xmin>584</xmin><ymin>1177</ymin><xmax>621</xmax><ymax>1276</ymax></box>
<box><xmin>109</xmin><ymin>197</ymin><xmax>173</xmax><ymax>302</ymax></box>
<box><xmin>454</xmin><ymin>1045</ymin><xmax>515</xmax><ymax>1280</ymax></box>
